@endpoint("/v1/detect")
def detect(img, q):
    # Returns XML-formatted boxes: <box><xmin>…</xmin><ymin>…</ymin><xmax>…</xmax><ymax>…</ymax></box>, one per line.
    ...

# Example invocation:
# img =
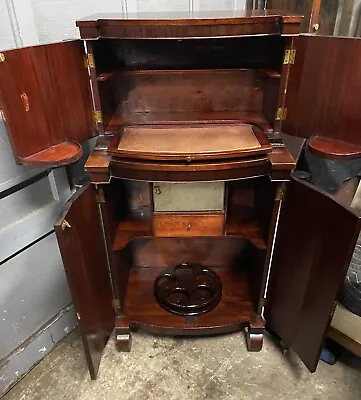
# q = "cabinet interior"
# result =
<box><xmin>92</xmin><ymin>36</ymin><xmax>286</xmax><ymax>133</ymax></box>
<box><xmin>104</xmin><ymin>176</ymin><xmax>276</xmax><ymax>325</ymax></box>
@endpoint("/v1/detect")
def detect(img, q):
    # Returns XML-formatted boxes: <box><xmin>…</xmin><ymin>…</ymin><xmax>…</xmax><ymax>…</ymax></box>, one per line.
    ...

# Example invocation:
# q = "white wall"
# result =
<box><xmin>0</xmin><ymin>0</ymin><xmax>16</xmax><ymax>49</ymax></box>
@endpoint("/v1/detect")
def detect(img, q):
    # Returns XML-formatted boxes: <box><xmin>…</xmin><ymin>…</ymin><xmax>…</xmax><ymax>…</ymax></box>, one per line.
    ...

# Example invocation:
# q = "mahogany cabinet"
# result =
<box><xmin>1</xmin><ymin>10</ymin><xmax>361</xmax><ymax>379</ymax></box>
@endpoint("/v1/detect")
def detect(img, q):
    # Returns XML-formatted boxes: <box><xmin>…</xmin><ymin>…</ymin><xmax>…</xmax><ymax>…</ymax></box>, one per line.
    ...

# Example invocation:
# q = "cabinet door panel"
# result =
<box><xmin>55</xmin><ymin>184</ymin><xmax>114</xmax><ymax>379</ymax></box>
<box><xmin>265</xmin><ymin>175</ymin><xmax>361</xmax><ymax>372</ymax></box>
<box><xmin>283</xmin><ymin>35</ymin><xmax>361</xmax><ymax>147</ymax></box>
<box><xmin>0</xmin><ymin>41</ymin><xmax>94</xmax><ymax>165</ymax></box>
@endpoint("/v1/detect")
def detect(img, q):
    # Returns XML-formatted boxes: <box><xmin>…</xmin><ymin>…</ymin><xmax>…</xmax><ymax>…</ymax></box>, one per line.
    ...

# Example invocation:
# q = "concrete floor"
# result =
<box><xmin>3</xmin><ymin>329</ymin><xmax>361</xmax><ymax>400</ymax></box>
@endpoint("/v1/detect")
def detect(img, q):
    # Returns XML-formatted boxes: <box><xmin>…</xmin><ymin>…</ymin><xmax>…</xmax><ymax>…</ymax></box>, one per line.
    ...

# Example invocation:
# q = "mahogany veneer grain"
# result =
<box><xmin>226</xmin><ymin>212</ymin><xmax>267</xmax><ymax>250</ymax></box>
<box><xmin>112</xmin><ymin>217</ymin><xmax>152</xmax><ymax>250</ymax></box>
<box><xmin>153</xmin><ymin>213</ymin><xmax>225</xmax><ymax>237</ymax></box>
<box><xmin>20</xmin><ymin>141</ymin><xmax>83</xmax><ymax>167</ymax></box>
<box><xmin>76</xmin><ymin>10</ymin><xmax>302</xmax><ymax>39</ymax></box>
<box><xmin>0</xmin><ymin>41</ymin><xmax>94</xmax><ymax>165</ymax></box>
<box><xmin>110</xmin><ymin>156</ymin><xmax>270</xmax><ymax>182</ymax></box>
<box><xmin>112</xmin><ymin>212</ymin><xmax>266</xmax><ymax>251</ymax></box>
<box><xmin>308</xmin><ymin>136</ymin><xmax>361</xmax><ymax>160</ymax></box>
<box><xmin>106</xmin><ymin>111</ymin><xmax>272</xmax><ymax>132</ymax></box>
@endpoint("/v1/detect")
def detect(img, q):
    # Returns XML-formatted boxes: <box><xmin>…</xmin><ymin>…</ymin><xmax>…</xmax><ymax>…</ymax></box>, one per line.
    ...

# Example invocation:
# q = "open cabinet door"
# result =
<box><xmin>0</xmin><ymin>41</ymin><xmax>94</xmax><ymax>167</ymax></box>
<box><xmin>283</xmin><ymin>35</ymin><xmax>361</xmax><ymax>147</ymax></box>
<box><xmin>265</xmin><ymin>175</ymin><xmax>361</xmax><ymax>372</ymax></box>
<box><xmin>55</xmin><ymin>185</ymin><xmax>114</xmax><ymax>379</ymax></box>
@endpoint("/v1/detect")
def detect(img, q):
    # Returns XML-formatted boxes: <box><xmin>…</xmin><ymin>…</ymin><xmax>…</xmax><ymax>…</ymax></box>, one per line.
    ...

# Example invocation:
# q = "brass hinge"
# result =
<box><xmin>259</xmin><ymin>297</ymin><xmax>267</xmax><ymax>308</ymax></box>
<box><xmin>258</xmin><ymin>297</ymin><xmax>267</xmax><ymax>314</ymax></box>
<box><xmin>96</xmin><ymin>188</ymin><xmax>105</xmax><ymax>203</ymax></box>
<box><xmin>276</xmin><ymin>107</ymin><xmax>287</xmax><ymax>121</ymax></box>
<box><xmin>276</xmin><ymin>184</ymin><xmax>287</xmax><ymax>202</ymax></box>
<box><xmin>76</xmin><ymin>312</ymin><xmax>81</xmax><ymax>320</ymax></box>
<box><xmin>84</xmin><ymin>53</ymin><xmax>95</xmax><ymax>68</ymax></box>
<box><xmin>283</xmin><ymin>49</ymin><xmax>296</xmax><ymax>65</ymax></box>
<box><xmin>0</xmin><ymin>53</ymin><xmax>5</xmax><ymax>63</ymax></box>
<box><xmin>93</xmin><ymin>110</ymin><xmax>103</xmax><ymax>125</ymax></box>
<box><xmin>112</xmin><ymin>298</ymin><xmax>120</xmax><ymax>310</ymax></box>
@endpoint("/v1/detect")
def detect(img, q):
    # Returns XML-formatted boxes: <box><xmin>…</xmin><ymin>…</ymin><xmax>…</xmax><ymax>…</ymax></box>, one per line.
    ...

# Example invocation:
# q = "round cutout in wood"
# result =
<box><xmin>154</xmin><ymin>263</ymin><xmax>222</xmax><ymax>316</ymax></box>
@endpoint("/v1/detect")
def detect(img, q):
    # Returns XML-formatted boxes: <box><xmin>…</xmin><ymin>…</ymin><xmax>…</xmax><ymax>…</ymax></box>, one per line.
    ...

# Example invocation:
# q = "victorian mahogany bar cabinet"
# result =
<box><xmin>1</xmin><ymin>10</ymin><xmax>361</xmax><ymax>379</ymax></box>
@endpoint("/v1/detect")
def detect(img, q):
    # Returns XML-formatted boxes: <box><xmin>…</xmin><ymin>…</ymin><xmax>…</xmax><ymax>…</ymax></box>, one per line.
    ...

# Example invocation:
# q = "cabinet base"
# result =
<box><xmin>115</xmin><ymin>316</ymin><xmax>132</xmax><ymax>352</ymax></box>
<box><xmin>245</xmin><ymin>315</ymin><xmax>265</xmax><ymax>352</ymax></box>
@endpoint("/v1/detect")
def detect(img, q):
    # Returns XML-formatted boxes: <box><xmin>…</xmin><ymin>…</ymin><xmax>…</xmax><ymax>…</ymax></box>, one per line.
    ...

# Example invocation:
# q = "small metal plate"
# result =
<box><xmin>153</xmin><ymin>182</ymin><xmax>225</xmax><ymax>212</ymax></box>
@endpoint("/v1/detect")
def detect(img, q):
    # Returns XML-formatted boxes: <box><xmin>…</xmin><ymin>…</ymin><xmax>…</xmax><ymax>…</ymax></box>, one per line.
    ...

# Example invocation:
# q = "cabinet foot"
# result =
<box><xmin>245</xmin><ymin>315</ymin><xmax>264</xmax><ymax>352</ymax></box>
<box><xmin>115</xmin><ymin>316</ymin><xmax>132</xmax><ymax>352</ymax></box>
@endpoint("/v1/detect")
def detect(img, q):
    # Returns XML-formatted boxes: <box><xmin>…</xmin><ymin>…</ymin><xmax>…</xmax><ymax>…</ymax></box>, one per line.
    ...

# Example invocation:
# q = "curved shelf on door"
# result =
<box><xmin>19</xmin><ymin>140</ymin><xmax>83</xmax><ymax>167</ymax></box>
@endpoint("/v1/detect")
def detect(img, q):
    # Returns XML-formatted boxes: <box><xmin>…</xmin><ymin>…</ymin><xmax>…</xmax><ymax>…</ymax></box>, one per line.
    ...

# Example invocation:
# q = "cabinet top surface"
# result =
<box><xmin>76</xmin><ymin>10</ymin><xmax>303</xmax><ymax>25</ymax></box>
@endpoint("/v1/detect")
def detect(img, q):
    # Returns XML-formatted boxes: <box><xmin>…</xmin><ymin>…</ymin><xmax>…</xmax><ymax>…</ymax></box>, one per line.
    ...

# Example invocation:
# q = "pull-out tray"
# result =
<box><xmin>108</xmin><ymin>123</ymin><xmax>271</xmax><ymax>162</ymax></box>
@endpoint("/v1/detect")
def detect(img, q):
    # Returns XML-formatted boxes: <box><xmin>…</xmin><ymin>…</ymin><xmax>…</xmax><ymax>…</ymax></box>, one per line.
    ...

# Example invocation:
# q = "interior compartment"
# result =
<box><xmin>121</xmin><ymin>237</ymin><xmax>264</xmax><ymax>333</ymax></box>
<box><xmin>110</xmin><ymin>177</ymin><xmax>275</xmax><ymax>251</ymax></box>
<box><xmin>92</xmin><ymin>37</ymin><xmax>286</xmax><ymax>133</ymax></box>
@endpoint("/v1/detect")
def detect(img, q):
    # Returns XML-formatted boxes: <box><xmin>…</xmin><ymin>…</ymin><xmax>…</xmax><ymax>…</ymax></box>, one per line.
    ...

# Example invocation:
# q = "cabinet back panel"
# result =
<box><xmin>113</xmin><ymin>69</ymin><xmax>263</xmax><ymax>115</ymax></box>
<box><xmin>93</xmin><ymin>37</ymin><xmax>285</xmax><ymax>73</ymax></box>
<box><xmin>100</xmin><ymin>69</ymin><xmax>280</xmax><ymax>131</ymax></box>
<box><xmin>129</xmin><ymin>237</ymin><xmax>248</xmax><ymax>268</ymax></box>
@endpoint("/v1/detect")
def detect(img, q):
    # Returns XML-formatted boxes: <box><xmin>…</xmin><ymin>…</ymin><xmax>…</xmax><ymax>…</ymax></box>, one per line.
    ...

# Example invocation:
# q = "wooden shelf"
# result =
<box><xmin>124</xmin><ymin>266</ymin><xmax>256</xmax><ymax>335</ymax></box>
<box><xmin>226</xmin><ymin>208</ymin><xmax>267</xmax><ymax>250</ymax></box>
<box><xmin>19</xmin><ymin>141</ymin><xmax>83</xmax><ymax>167</ymax></box>
<box><xmin>112</xmin><ymin>217</ymin><xmax>152</xmax><ymax>250</ymax></box>
<box><xmin>113</xmin><ymin>214</ymin><xmax>267</xmax><ymax>251</ymax></box>
<box><xmin>308</xmin><ymin>136</ymin><xmax>361</xmax><ymax>160</ymax></box>
<box><xmin>97</xmin><ymin>68</ymin><xmax>281</xmax><ymax>82</ymax></box>
<box><xmin>106</xmin><ymin>111</ymin><xmax>272</xmax><ymax>132</ymax></box>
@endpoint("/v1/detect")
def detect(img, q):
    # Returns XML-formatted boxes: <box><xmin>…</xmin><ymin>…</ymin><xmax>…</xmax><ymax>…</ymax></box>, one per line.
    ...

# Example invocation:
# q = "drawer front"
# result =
<box><xmin>153</xmin><ymin>214</ymin><xmax>224</xmax><ymax>237</ymax></box>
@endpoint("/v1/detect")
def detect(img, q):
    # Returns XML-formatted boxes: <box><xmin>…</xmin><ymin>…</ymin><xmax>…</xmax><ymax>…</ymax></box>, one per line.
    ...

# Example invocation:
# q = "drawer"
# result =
<box><xmin>153</xmin><ymin>213</ymin><xmax>224</xmax><ymax>237</ymax></box>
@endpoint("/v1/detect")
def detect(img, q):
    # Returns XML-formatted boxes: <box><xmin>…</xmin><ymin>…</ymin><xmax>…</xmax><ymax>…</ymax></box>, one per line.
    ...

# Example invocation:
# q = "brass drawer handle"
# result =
<box><xmin>186</xmin><ymin>224</ymin><xmax>192</xmax><ymax>231</ymax></box>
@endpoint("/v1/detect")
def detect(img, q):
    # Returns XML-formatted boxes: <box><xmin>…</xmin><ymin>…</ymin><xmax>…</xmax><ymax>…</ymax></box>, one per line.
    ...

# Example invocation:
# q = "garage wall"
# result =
<box><xmin>0</xmin><ymin>0</ymin><xmax>248</xmax><ymax>396</ymax></box>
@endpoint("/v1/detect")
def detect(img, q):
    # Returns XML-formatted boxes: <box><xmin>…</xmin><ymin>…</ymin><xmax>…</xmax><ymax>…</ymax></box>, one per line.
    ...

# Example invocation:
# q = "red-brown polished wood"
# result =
<box><xmin>0</xmin><ymin>41</ymin><xmax>94</xmax><ymax>166</ymax></box>
<box><xmin>308</xmin><ymin>136</ymin><xmax>361</xmax><ymax>160</ymax></box>
<box><xmin>265</xmin><ymin>175</ymin><xmax>361</xmax><ymax>372</ymax></box>
<box><xmin>55</xmin><ymin>185</ymin><xmax>114</xmax><ymax>379</ymax></box>
<box><xmin>19</xmin><ymin>141</ymin><xmax>83</xmax><ymax>167</ymax></box>
<box><xmin>76</xmin><ymin>10</ymin><xmax>302</xmax><ymax>39</ymax></box>
<box><xmin>283</xmin><ymin>35</ymin><xmax>361</xmax><ymax>147</ymax></box>
<box><xmin>153</xmin><ymin>213</ymin><xmax>225</xmax><ymax>237</ymax></box>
